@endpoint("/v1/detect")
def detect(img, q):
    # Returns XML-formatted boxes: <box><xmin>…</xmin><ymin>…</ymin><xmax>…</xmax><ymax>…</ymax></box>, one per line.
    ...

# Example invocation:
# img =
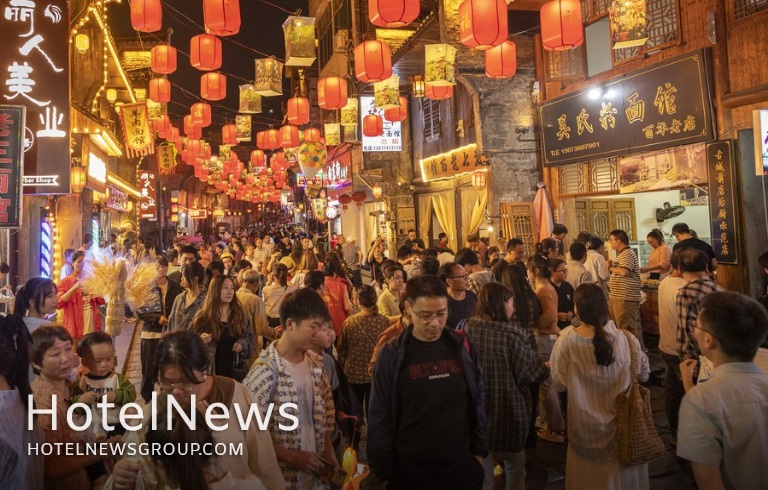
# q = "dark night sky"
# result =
<box><xmin>106</xmin><ymin>0</ymin><xmax>308</xmax><ymax>135</ymax></box>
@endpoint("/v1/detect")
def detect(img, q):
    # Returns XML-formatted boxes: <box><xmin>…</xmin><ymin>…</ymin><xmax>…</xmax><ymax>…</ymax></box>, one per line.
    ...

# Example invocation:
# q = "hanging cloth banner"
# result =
<box><xmin>156</xmin><ymin>142</ymin><xmax>177</xmax><ymax>175</ymax></box>
<box><xmin>236</xmin><ymin>114</ymin><xmax>252</xmax><ymax>142</ymax></box>
<box><xmin>120</xmin><ymin>102</ymin><xmax>155</xmax><ymax>157</ymax></box>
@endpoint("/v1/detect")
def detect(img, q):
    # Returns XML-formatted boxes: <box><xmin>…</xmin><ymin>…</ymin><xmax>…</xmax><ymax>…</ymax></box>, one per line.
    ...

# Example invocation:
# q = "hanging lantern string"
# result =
<box><xmin>256</xmin><ymin>0</ymin><xmax>300</xmax><ymax>16</ymax></box>
<box><xmin>168</xmin><ymin>85</ymin><xmax>284</xmax><ymax>127</ymax></box>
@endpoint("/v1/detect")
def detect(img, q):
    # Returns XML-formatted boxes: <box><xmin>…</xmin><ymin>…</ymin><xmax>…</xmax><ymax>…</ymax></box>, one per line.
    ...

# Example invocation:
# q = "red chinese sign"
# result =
<box><xmin>138</xmin><ymin>170</ymin><xmax>157</xmax><ymax>221</ymax></box>
<box><xmin>0</xmin><ymin>105</ymin><xmax>25</xmax><ymax>227</ymax></box>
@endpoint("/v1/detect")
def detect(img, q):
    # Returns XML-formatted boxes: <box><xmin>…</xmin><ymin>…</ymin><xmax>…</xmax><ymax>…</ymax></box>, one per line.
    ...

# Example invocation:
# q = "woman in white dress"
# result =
<box><xmin>550</xmin><ymin>283</ymin><xmax>651</xmax><ymax>490</ymax></box>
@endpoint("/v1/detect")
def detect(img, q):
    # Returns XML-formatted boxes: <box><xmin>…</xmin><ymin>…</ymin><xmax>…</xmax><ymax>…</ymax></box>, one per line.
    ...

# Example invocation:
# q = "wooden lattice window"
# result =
<box><xmin>423</xmin><ymin>98</ymin><xmax>441</xmax><ymax>141</ymax></box>
<box><xmin>546</xmin><ymin>46</ymin><xmax>586</xmax><ymax>82</ymax></box>
<box><xmin>582</xmin><ymin>0</ymin><xmax>613</xmax><ymax>22</ymax></box>
<box><xmin>612</xmin><ymin>0</ymin><xmax>681</xmax><ymax>65</ymax></box>
<box><xmin>500</xmin><ymin>202</ymin><xmax>535</xmax><ymax>254</ymax></box>
<box><xmin>575</xmin><ymin>198</ymin><xmax>637</xmax><ymax>241</ymax></box>
<box><xmin>558</xmin><ymin>164</ymin><xmax>586</xmax><ymax>195</ymax></box>
<box><xmin>734</xmin><ymin>0</ymin><xmax>768</xmax><ymax>19</ymax></box>
<box><xmin>587</xmin><ymin>158</ymin><xmax>620</xmax><ymax>193</ymax></box>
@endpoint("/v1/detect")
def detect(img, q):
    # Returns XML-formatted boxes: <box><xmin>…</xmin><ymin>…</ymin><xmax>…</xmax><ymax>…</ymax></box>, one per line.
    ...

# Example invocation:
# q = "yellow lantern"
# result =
<box><xmin>75</xmin><ymin>33</ymin><xmax>90</xmax><ymax>54</ymax></box>
<box><xmin>372</xmin><ymin>184</ymin><xmax>383</xmax><ymax>200</ymax></box>
<box><xmin>412</xmin><ymin>75</ymin><xmax>425</xmax><ymax>98</ymax></box>
<box><xmin>70</xmin><ymin>164</ymin><xmax>87</xmax><ymax>193</ymax></box>
<box><xmin>106</xmin><ymin>88</ymin><xmax>118</xmax><ymax>103</ymax></box>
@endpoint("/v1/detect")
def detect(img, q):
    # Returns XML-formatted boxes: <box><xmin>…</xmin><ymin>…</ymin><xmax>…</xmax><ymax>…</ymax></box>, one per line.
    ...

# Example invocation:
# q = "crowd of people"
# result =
<box><xmin>0</xmin><ymin>221</ymin><xmax>767</xmax><ymax>490</ymax></box>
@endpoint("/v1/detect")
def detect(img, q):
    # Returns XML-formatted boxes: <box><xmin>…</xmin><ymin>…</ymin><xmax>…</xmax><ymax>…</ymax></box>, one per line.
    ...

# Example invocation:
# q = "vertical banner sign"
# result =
<box><xmin>1</xmin><ymin>0</ymin><xmax>70</xmax><ymax>195</ymax></box>
<box><xmin>138</xmin><ymin>170</ymin><xmax>158</xmax><ymax>221</ymax></box>
<box><xmin>235</xmin><ymin>114</ymin><xmax>251</xmax><ymax>142</ymax></box>
<box><xmin>156</xmin><ymin>143</ymin><xmax>176</xmax><ymax>175</ymax></box>
<box><xmin>0</xmin><ymin>105</ymin><xmax>25</xmax><ymax>227</ymax></box>
<box><xmin>120</xmin><ymin>102</ymin><xmax>155</xmax><ymax>158</ymax></box>
<box><xmin>706</xmin><ymin>141</ymin><xmax>738</xmax><ymax>265</ymax></box>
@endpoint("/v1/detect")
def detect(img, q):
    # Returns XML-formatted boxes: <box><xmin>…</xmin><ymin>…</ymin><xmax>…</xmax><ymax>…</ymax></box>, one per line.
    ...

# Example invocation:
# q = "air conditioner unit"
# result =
<box><xmin>334</xmin><ymin>30</ymin><xmax>349</xmax><ymax>53</ymax></box>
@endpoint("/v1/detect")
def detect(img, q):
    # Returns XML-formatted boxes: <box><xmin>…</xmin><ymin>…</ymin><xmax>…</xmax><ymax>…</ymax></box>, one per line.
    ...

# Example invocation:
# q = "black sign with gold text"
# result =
<box><xmin>706</xmin><ymin>141</ymin><xmax>738</xmax><ymax>265</ymax></box>
<box><xmin>0</xmin><ymin>105</ymin><xmax>25</xmax><ymax>227</ymax></box>
<box><xmin>540</xmin><ymin>49</ymin><xmax>716</xmax><ymax>166</ymax></box>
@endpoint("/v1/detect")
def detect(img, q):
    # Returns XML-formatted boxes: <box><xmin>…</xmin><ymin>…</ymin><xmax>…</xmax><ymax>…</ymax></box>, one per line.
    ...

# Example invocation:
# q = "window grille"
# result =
<box><xmin>612</xmin><ymin>0</ymin><xmax>680</xmax><ymax>64</ymax></box>
<box><xmin>734</xmin><ymin>0</ymin><xmax>768</xmax><ymax>20</ymax></box>
<box><xmin>423</xmin><ymin>98</ymin><xmax>441</xmax><ymax>141</ymax></box>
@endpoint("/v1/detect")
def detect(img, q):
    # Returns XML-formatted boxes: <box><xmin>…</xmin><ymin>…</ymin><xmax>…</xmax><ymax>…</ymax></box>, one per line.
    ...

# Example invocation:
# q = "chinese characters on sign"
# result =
<box><xmin>119</xmin><ymin>102</ymin><xmax>155</xmax><ymax>158</ymax></box>
<box><xmin>105</xmin><ymin>186</ymin><xmax>129</xmax><ymax>213</ymax></box>
<box><xmin>156</xmin><ymin>143</ymin><xmax>176</xmax><ymax>175</ymax></box>
<box><xmin>419</xmin><ymin>143</ymin><xmax>490</xmax><ymax>182</ymax></box>
<box><xmin>0</xmin><ymin>105</ymin><xmax>25</xmax><ymax>227</ymax></box>
<box><xmin>2</xmin><ymin>0</ymin><xmax>70</xmax><ymax>194</ymax></box>
<box><xmin>360</xmin><ymin>96</ymin><xmax>402</xmax><ymax>152</ymax></box>
<box><xmin>706</xmin><ymin>141</ymin><xmax>738</xmax><ymax>265</ymax></box>
<box><xmin>539</xmin><ymin>49</ymin><xmax>715</xmax><ymax>166</ymax></box>
<box><xmin>138</xmin><ymin>170</ymin><xmax>157</xmax><ymax>221</ymax></box>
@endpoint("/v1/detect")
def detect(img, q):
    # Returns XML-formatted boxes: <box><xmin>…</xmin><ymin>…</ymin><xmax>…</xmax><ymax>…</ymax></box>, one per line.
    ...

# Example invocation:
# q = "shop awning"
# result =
<box><xmin>71</xmin><ymin>106</ymin><xmax>124</xmax><ymax>156</ymax></box>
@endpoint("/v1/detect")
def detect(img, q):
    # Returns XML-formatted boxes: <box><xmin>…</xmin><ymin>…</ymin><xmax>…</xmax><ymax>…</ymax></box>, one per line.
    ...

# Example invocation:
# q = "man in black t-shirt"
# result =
<box><xmin>368</xmin><ymin>276</ymin><xmax>488</xmax><ymax>490</ymax></box>
<box><xmin>671</xmin><ymin>222</ymin><xmax>717</xmax><ymax>274</ymax></box>
<box><xmin>549</xmin><ymin>258</ymin><xmax>575</xmax><ymax>329</ymax></box>
<box><xmin>404</xmin><ymin>229</ymin><xmax>426</xmax><ymax>254</ymax></box>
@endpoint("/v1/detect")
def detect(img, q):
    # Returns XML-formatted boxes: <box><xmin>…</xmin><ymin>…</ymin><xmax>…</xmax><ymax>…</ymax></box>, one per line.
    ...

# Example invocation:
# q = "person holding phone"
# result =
<box><xmin>404</xmin><ymin>229</ymin><xmax>425</xmax><ymax>254</ymax></box>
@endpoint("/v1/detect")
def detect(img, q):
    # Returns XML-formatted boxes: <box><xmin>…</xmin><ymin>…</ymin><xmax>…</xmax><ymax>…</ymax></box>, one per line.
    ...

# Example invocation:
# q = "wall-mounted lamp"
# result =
<box><xmin>75</xmin><ymin>33</ymin><xmax>90</xmax><ymax>54</ymax></box>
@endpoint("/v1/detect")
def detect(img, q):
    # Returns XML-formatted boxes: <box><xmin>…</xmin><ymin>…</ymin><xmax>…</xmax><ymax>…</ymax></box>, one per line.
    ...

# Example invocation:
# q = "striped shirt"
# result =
<box><xmin>676</xmin><ymin>275</ymin><xmax>724</xmax><ymax>360</ymax></box>
<box><xmin>609</xmin><ymin>247</ymin><xmax>641</xmax><ymax>301</ymax></box>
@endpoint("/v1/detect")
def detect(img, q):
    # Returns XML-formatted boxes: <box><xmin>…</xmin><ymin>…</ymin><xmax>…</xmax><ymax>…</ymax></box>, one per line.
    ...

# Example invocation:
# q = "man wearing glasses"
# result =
<box><xmin>368</xmin><ymin>275</ymin><xmax>488</xmax><ymax>490</ymax></box>
<box><xmin>438</xmin><ymin>262</ymin><xmax>478</xmax><ymax>330</ymax></box>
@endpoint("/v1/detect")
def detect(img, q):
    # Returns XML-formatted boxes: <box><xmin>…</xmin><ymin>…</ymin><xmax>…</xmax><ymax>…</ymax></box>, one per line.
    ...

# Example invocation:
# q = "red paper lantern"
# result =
<box><xmin>363</xmin><ymin>114</ymin><xmax>383</xmax><ymax>137</ymax></box>
<box><xmin>459</xmin><ymin>0</ymin><xmax>508</xmax><ymax>51</ymax></box>
<box><xmin>369</xmin><ymin>0</ymin><xmax>419</xmax><ymax>28</ymax></box>
<box><xmin>256</xmin><ymin>131</ymin><xmax>267</xmax><ymax>150</ymax></box>
<box><xmin>203</xmin><ymin>0</ymin><xmax>241</xmax><ymax>37</ymax></box>
<box><xmin>130</xmin><ymin>0</ymin><xmax>162</xmax><ymax>33</ymax></box>
<box><xmin>190</xmin><ymin>34</ymin><xmax>222</xmax><ymax>71</ymax></box>
<box><xmin>251</xmin><ymin>149</ymin><xmax>266</xmax><ymax>166</ymax></box>
<box><xmin>338</xmin><ymin>193</ymin><xmax>352</xmax><ymax>210</ymax></box>
<box><xmin>151</xmin><ymin>44</ymin><xmax>177</xmax><ymax>74</ymax></box>
<box><xmin>222</xmin><ymin>124</ymin><xmax>238</xmax><ymax>145</ymax></box>
<box><xmin>351</xmin><ymin>191</ymin><xmax>367</xmax><ymax>207</ymax></box>
<box><xmin>354</xmin><ymin>40</ymin><xmax>392</xmax><ymax>83</ymax></box>
<box><xmin>271</xmin><ymin>151</ymin><xmax>287</xmax><ymax>170</ymax></box>
<box><xmin>201</xmin><ymin>72</ymin><xmax>226</xmax><ymax>101</ymax></box>
<box><xmin>384</xmin><ymin>96</ymin><xmax>408</xmax><ymax>122</ymax></box>
<box><xmin>425</xmin><ymin>83</ymin><xmax>453</xmax><ymax>100</ymax></box>
<box><xmin>266</xmin><ymin>129</ymin><xmax>280</xmax><ymax>150</ymax></box>
<box><xmin>318</xmin><ymin>77</ymin><xmax>348</xmax><ymax>110</ymax></box>
<box><xmin>287</xmin><ymin>97</ymin><xmax>310</xmax><ymax>125</ymax></box>
<box><xmin>149</xmin><ymin>77</ymin><xmax>171</xmax><ymax>103</ymax></box>
<box><xmin>186</xmin><ymin>139</ymin><xmax>203</xmax><ymax>156</ymax></box>
<box><xmin>304</xmin><ymin>128</ymin><xmax>322</xmax><ymax>142</ymax></box>
<box><xmin>151</xmin><ymin>115</ymin><xmax>170</xmax><ymax>134</ymax></box>
<box><xmin>280</xmin><ymin>125</ymin><xmax>300</xmax><ymax>149</ymax></box>
<box><xmin>167</xmin><ymin>126</ymin><xmax>180</xmax><ymax>143</ymax></box>
<box><xmin>191</xmin><ymin>102</ymin><xmax>212</xmax><ymax>127</ymax></box>
<box><xmin>485</xmin><ymin>40</ymin><xmax>517</xmax><ymax>78</ymax></box>
<box><xmin>184</xmin><ymin>115</ymin><xmax>203</xmax><ymax>138</ymax></box>
<box><xmin>540</xmin><ymin>0</ymin><xmax>584</xmax><ymax>51</ymax></box>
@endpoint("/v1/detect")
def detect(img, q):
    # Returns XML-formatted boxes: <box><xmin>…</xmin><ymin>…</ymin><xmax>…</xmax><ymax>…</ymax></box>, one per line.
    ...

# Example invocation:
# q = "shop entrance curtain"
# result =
<box><xmin>432</xmin><ymin>191</ymin><xmax>457</xmax><ymax>253</ymax></box>
<box><xmin>460</xmin><ymin>187</ymin><xmax>488</xmax><ymax>248</ymax></box>
<box><xmin>418</xmin><ymin>194</ymin><xmax>432</xmax><ymax>248</ymax></box>
<box><xmin>364</xmin><ymin>202</ymin><xmax>386</xmax><ymax>251</ymax></box>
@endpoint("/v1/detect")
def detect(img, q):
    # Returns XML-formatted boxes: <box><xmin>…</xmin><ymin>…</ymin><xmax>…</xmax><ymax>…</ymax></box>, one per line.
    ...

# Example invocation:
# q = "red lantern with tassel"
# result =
<box><xmin>540</xmin><ymin>0</ymin><xmax>584</xmax><ymax>51</ymax></box>
<box><xmin>222</xmin><ymin>124</ymin><xmax>238</xmax><ymax>145</ymax></box>
<box><xmin>354</xmin><ymin>40</ymin><xmax>392</xmax><ymax>83</ymax></box>
<box><xmin>384</xmin><ymin>96</ymin><xmax>408</xmax><ymax>122</ymax></box>
<box><xmin>149</xmin><ymin>77</ymin><xmax>171</xmax><ymax>103</ymax></box>
<box><xmin>363</xmin><ymin>114</ymin><xmax>383</xmax><ymax>137</ymax></box>
<box><xmin>351</xmin><ymin>191</ymin><xmax>367</xmax><ymax>207</ymax></box>
<box><xmin>251</xmin><ymin>149</ymin><xmax>265</xmax><ymax>167</ymax></box>
<box><xmin>338</xmin><ymin>193</ymin><xmax>352</xmax><ymax>210</ymax></box>
<box><xmin>266</xmin><ymin>129</ymin><xmax>280</xmax><ymax>150</ymax></box>
<box><xmin>203</xmin><ymin>0</ymin><xmax>241</xmax><ymax>37</ymax></box>
<box><xmin>190</xmin><ymin>34</ymin><xmax>222</xmax><ymax>71</ymax></box>
<box><xmin>131</xmin><ymin>0</ymin><xmax>162</xmax><ymax>33</ymax></box>
<box><xmin>184</xmin><ymin>115</ymin><xmax>202</xmax><ymax>138</ymax></box>
<box><xmin>425</xmin><ymin>83</ymin><xmax>453</xmax><ymax>100</ymax></box>
<box><xmin>167</xmin><ymin>126</ymin><xmax>180</xmax><ymax>143</ymax></box>
<box><xmin>256</xmin><ymin>131</ymin><xmax>267</xmax><ymax>150</ymax></box>
<box><xmin>201</xmin><ymin>72</ymin><xmax>226</xmax><ymax>101</ymax></box>
<box><xmin>151</xmin><ymin>44</ymin><xmax>177</xmax><ymax>74</ymax></box>
<box><xmin>318</xmin><ymin>77</ymin><xmax>348</xmax><ymax>110</ymax></box>
<box><xmin>272</xmin><ymin>151</ymin><xmax>287</xmax><ymax>170</ymax></box>
<box><xmin>151</xmin><ymin>115</ymin><xmax>170</xmax><ymax>134</ymax></box>
<box><xmin>280</xmin><ymin>125</ymin><xmax>300</xmax><ymax>149</ymax></box>
<box><xmin>287</xmin><ymin>97</ymin><xmax>310</xmax><ymax>125</ymax></box>
<box><xmin>369</xmin><ymin>0</ymin><xmax>419</xmax><ymax>28</ymax></box>
<box><xmin>459</xmin><ymin>0</ymin><xmax>508</xmax><ymax>50</ymax></box>
<box><xmin>191</xmin><ymin>102</ymin><xmax>212</xmax><ymax>127</ymax></box>
<box><xmin>304</xmin><ymin>128</ymin><xmax>322</xmax><ymax>142</ymax></box>
<box><xmin>485</xmin><ymin>40</ymin><xmax>517</xmax><ymax>78</ymax></box>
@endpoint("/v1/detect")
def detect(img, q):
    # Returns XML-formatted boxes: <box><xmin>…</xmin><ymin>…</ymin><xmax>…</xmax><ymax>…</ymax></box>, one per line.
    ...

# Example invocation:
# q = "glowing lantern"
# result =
<box><xmin>266</xmin><ymin>129</ymin><xmax>280</xmax><ymax>150</ymax></box>
<box><xmin>485</xmin><ymin>40</ymin><xmax>517</xmax><ymax>78</ymax></box>
<box><xmin>340</xmin><ymin>98</ymin><xmax>358</xmax><ymax>126</ymax></box>
<box><xmin>458</xmin><ymin>0</ymin><xmax>508</xmax><ymax>50</ymax></box>
<box><xmin>106</xmin><ymin>89</ymin><xmax>117</xmax><ymax>103</ymax></box>
<box><xmin>71</xmin><ymin>163</ymin><xmax>86</xmax><ymax>193</ymax></box>
<box><xmin>272</xmin><ymin>151</ymin><xmax>287</xmax><ymax>170</ymax></box>
<box><xmin>190</xmin><ymin>34</ymin><xmax>222</xmax><ymax>71</ymax></box>
<box><xmin>425</xmin><ymin>44</ymin><xmax>457</xmax><ymax>86</ymax></box>
<box><xmin>372</xmin><ymin>184</ymin><xmax>383</xmax><ymax>200</ymax></box>
<box><xmin>363</xmin><ymin>114</ymin><xmax>383</xmax><ymax>137</ymax></box>
<box><xmin>280</xmin><ymin>125</ymin><xmax>300</xmax><ymax>148</ymax></box>
<box><xmin>256</xmin><ymin>131</ymin><xmax>267</xmax><ymax>149</ymax></box>
<box><xmin>298</xmin><ymin>140</ymin><xmax>327</xmax><ymax>180</ymax></box>
<box><xmin>426</xmin><ymin>83</ymin><xmax>453</xmax><ymax>100</ymax></box>
<box><xmin>167</xmin><ymin>126</ymin><xmax>180</xmax><ymax>143</ymax></box>
<box><xmin>384</xmin><ymin>96</ymin><xmax>408</xmax><ymax>122</ymax></box>
<box><xmin>540</xmin><ymin>0</ymin><xmax>584</xmax><ymax>51</ymax></box>
<box><xmin>222</xmin><ymin>124</ymin><xmax>238</xmax><ymax>145</ymax></box>
<box><xmin>151</xmin><ymin>44</ymin><xmax>177</xmax><ymax>74</ymax></box>
<box><xmin>283</xmin><ymin>16</ymin><xmax>317</xmax><ymax>67</ymax></box>
<box><xmin>254</xmin><ymin>58</ymin><xmax>283</xmax><ymax>96</ymax></box>
<box><xmin>287</xmin><ymin>97</ymin><xmax>310</xmax><ymax>125</ymax></box>
<box><xmin>239</xmin><ymin>84</ymin><xmax>262</xmax><ymax>113</ymax></box>
<box><xmin>186</xmin><ymin>139</ymin><xmax>203</xmax><ymax>156</ymax></box>
<box><xmin>201</xmin><ymin>72</ymin><xmax>226</xmax><ymax>101</ymax></box>
<box><xmin>411</xmin><ymin>75</ymin><xmax>425</xmax><ymax>98</ymax></box>
<box><xmin>191</xmin><ymin>102</ymin><xmax>212</xmax><ymax>127</ymax></box>
<box><xmin>250</xmin><ymin>149</ymin><xmax>265</xmax><ymax>166</ymax></box>
<box><xmin>75</xmin><ymin>33</ymin><xmax>90</xmax><ymax>54</ymax></box>
<box><xmin>149</xmin><ymin>77</ymin><xmax>171</xmax><ymax>103</ymax></box>
<box><xmin>318</xmin><ymin>77</ymin><xmax>348</xmax><ymax>110</ymax></box>
<box><xmin>354</xmin><ymin>40</ymin><xmax>392</xmax><ymax>83</ymax></box>
<box><xmin>304</xmin><ymin>128</ymin><xmax>322</xmax><ymax>142</ymax></box>
<box><xmin>151</xmin><ymin>115</ymin><xmax>171</xmax><ymax>134</ymax></box>
<box><xmin>131</xmin><ymin>0</ymin><xmax>162</xmax><ymax>33</ymax></box>
<box><xmin>184</xmin><ymin>115</ymin><xmax>201</xmax><ymax>137</ymax></box>
<box><xmin>351</xmin><ymin>191</ymin><xmax>367</xmax><ymax>207</ymax></box>
<box><xmin>338</xmin><ymin>193</ymin><xmax>352</xmax><ymax>210</ymax></box>
<box><xmin>472</xmin><ymin>170</ymin><xmax>487</xmax><ymax>189</ymax></box>
<box><xmin>203</xmin><ymin>0</ymin><xmax>241</xmax><ymax>36</ymax></box>
<box><xmin>369</xmin><ymin>0</ymin><xmax>419</xmax><ymax>27</ymax></box>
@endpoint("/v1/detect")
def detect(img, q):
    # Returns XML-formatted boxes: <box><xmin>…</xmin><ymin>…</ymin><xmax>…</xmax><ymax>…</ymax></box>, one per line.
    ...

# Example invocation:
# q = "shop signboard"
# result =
<box><xmin>156</xmin><ymin>143</ymin><xmax>176</xmax><ymax>175</ymax></box>
<box><xmin>539</xmin><ymin>48</ymin><xmax>716</xmax><ymax>166</ymax></box>
<box><xmin>360</xmin><ymin>96</ymin><xmax>401</xmax><ymax>152</ymax></box>
<box><xmin>120</xmin><ymin>102</ymin><xmax>155</xmax><ymax>158</ymax></box>
<box><xmin>706</xmin><ymin>141</ymin><xmax>738</xmax><ymax>265</ymax></box>
<box><xmin>138</xmin><ymin>170</ymin><xmax>157</xmax><ymax>221</ymax></box>
<box><xmin>419</xmin><ymin>143</ymin><xmax>490</xmax><ymax>182</ymax></box>
<box><xmin>188</xmin><ymin>208</ymin><xmax>207</xmax><ymax>219</ymax></box>
<box><xmin>0</xmin><ymin>105</ymin><xmax>25</xmax><ymax>227</ymax></box>
<box><xmin>1</xmin><ymin>0</ymin><xmax>71</xmax><ymax>194</ymax></box>
<box><xmin>105</xmin><ymin>185</ymin><xmax>129</xmax><ymax>213</ymax></box>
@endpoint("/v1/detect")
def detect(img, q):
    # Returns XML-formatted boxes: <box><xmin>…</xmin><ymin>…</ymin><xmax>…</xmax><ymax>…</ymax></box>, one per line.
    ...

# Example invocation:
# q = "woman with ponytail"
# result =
<box><xmin>550</xmin><ymin>283</ymin><xmax>650</xmax><ymax>490</ymax></box>
<box><xmin>15</xmin><ymin>277</ymin><xmax>57</xmax><ymax>334</ymax></box>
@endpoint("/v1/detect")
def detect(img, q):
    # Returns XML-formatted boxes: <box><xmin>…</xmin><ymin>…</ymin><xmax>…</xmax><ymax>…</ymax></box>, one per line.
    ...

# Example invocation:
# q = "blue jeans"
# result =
<box><xmin>535</xmin><ymin>333</ymin><xmax>564</xmax><ymax>433</ymax></box>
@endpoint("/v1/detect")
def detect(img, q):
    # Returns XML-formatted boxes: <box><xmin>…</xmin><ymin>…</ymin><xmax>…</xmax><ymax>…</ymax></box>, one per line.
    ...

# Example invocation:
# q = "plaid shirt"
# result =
<box><xmin>676</xmin><ymin>275</ymin><xmax>724</xmax><ymax>360</ymax></box>
<box><xmin>465</xmin><ymin>317</ymin><xmax>549</xmax><ymax>452</ymax></box>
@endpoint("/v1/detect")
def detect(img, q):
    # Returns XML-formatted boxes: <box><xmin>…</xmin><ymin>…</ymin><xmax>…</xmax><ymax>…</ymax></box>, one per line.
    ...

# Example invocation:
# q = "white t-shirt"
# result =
<box><xmin>657</xmin><ymin>276</ymin><xmax>687</xmax><ymax>356</ymax></box>
<box><xmin>281</xmin><ymin>355</ymin><xmax>318</xmax><ymax>488</ymax></box>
